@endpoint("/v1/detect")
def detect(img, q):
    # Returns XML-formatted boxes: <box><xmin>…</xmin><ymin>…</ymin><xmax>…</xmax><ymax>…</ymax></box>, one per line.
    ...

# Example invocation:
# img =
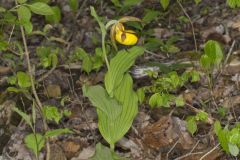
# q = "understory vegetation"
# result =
<box><xmin>0</xmin><ymin>0</ymin><xmax>240</xmax><ymax>159</ymax></box>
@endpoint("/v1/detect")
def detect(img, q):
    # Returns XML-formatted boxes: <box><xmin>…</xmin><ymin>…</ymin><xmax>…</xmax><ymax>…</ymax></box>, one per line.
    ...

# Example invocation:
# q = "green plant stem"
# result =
<box><xmin>16</xmin><ymin>0</ymin><xmax>51</xmax><ymax>158</ymax></box>
<box><xmin>207</xmin><ymin>73</ymin><xmax>212</xmax><ymax>91</ymax></box>
<box><xmin>207</xmin><ymin>72</ymin><xmax>218</xmax><ymax>108</ymax></box>
<box><xmin>177</xmin><ymin>0</ymin><xmax>198</xmax><ymax>52</ymax></box>
<box><xmin>102</xmin><ymin>33</ymin><xmax>110</xmax><ymax>70</ymax></box>
<box><xmin>110</xmin><ymin>143</ymin><xmax>115</xmax><ymax>151</ymax></box>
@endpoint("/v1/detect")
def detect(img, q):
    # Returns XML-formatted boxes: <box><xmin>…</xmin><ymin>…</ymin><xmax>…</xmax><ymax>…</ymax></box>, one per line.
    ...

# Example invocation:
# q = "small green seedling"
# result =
<box><xmin>186</xmin><ymin>111</ymin><xmax>208</xmax><ymax>135</ymax></box>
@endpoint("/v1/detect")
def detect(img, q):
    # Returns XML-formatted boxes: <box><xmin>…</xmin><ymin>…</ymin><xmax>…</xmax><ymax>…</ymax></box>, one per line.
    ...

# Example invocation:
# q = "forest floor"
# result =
<box><xmin>0</xmin><ymin>0</ymin><xmax>240</xmax><ymax>159</ymax></box>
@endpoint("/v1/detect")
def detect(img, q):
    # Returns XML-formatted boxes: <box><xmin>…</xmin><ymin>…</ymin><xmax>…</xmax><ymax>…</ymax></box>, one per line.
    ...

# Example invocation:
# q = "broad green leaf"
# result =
<box><xmin>175</xmin><ymin>95</ymin><xmax>184</xmax><ymax>107</ymax></box>
<box><xmin>200</xmin><ymin>54</ymin><xmax>211</xmax><ymax>69</ymax></box>
<box><xmin>0</xmin><ymin>41</ymin><xmax>8</xmax><ymax>51</ymax></box>
<box><xmin>42</xmin><ymin>105</ymin><xmax>63</xmax><ymax>124</ymax></box>
<box><xmin>69</xmin><ymin>0</ymin><xmax>79</xmax><ymax>12</ymax></box>
<box><xmin>217</xmin><ymin>128</ymin><xmax>229</xmax><ymax>153</ymax></box>
<box><xmin>50</xmin><ymin>53</ymin><xmax>58</xmax><ymax>67</ymax></box>
<box><xmin>143</xmin><ymin>9</ymin><xmax>159</xmax><ymax>23</ymax></box>
<box><xmin>28</xmin><ymin>2</ymin><xmax>54</xmax><ymax>15</ymax></box>
<box><xmin>167</xmin><ymin>45</ymin><xmax>180</xmax><ymax>53</ymax></box>
<box><xmin>190</xmin><ymin>70</ymin><xmax>200</xmax><ymax>82</ymax></box>
<box><xmin>136</xmin><ymin>88</ymin><xmax>145</xmax><ymax>104</ymax></box>
<box><xmin>196</xmin><ymin>111</ymin><xmax>208</xmax><ymax>121</ymax></box>
<box><xmin>24</xmin><ymin>133</ymin><xmax>45</xmax><ymax>157</ymax></box>
<box><xmin>17</xmin><ymin>0</ymin><xmax>27</xmax><ymax>4</ymax></box>
<box><xmin>194</xmin><ymin>0</ymin><xmax>201</xmax><ymax>4</ymax></box>
<box><xmin>97</xmin><ymin>74</ymin><xmax>138</xmax><ymax>145</ymax></box>
<box><xmin>149</xmin><ymin>93</ymin><xmax>160</xmax><ymax>108</ymax></box>
<box><xmin>73</xmin><ymin>47</ymin><xmax>88</xmax><ymax>60</ymax></box>
<box><xmin>17</xmin><ymin>71</ymin><xmax>31</xmax><ymax>88</ymax></box>
<box><xmin>82</xmin><ymin>85</ymin><xmax>122</xmax><ymax>122</ymax></box>
<box><xmin>144</xmin><ymin>38</ymin><xmax>163</xmax><ymax>51</ymax></box>
<box><xmin>92</xmin><ymin>56</ymin><xmax>104</xmax><ymax>71</ymax></box>
<box><xmin>158</xmin><ymin>93</ymin><xmax>171</xmax><ymax>107</ymax></box>
<box><xmin>204</xmin><ymin>40</ymin><xmax>223</xmax><ymax>66</ymax></box>
<box><xmin>217</xmin><ymin>107</ymin><xmax>226</xmax><ymax>117</ymax></box>
<box><xmin>160</xmin><ymin>0</ymin><xmax>170</xmax><ymax>10</ymax></box>
<box><xmin>32</xmin><ymin>0</ymin><xmax>50</xmax><ymax>3</ymax></box>
<box><xmin>229</xmin><ymin>128</ymin><xmax>240</xmax><ymax>144</ymax></box>
<box><xmin>63</xmin><ymin>109</ymin><xmax>71</xmax><ymax>116</ymax></box>
<box><xmin>186</xmin><ymin>117</ymin><xmax>197</xmax><ymax>135</ymax></box>
<box><xmin>227</xmin><ymin>0</ymin><xmax>236</xmax><ymax>8</ymax></box>
<box><xmin>95</xmin><ymin>47</ymin><xmax>104</xmax><ymax>58</ymax></box>
<box><xmin>111</xmin><ymin>0</ymin><xmax>122</xmax><ymax>7</ymax></box>
<box><xmin>17</xmin><ymin>6</ymin><xmax>32</xmax><ymax>33</ymax></box>
<box><xmin>13</xmin><ymin>107</ymin><xmax>32</xmax><ymax>128</ymax></box>
<box><xmin>3</xmin><ymin>12</ymin><xmax>17</xmax><ymax>24</ymax></box>
<box><xmin>44</xmin><ymin>128</ymin><xmax>72</xmax><ymax>138</ymax></box>
<box><xmin>17</xmin><ymin>6</ymin><xmax>31</xmax><ymax>21</ymax></box>
<box><xmin>45</xmin><ymin>6</ymin><xmax>61</xmax><ymax>24</ymax></box>
<box><xmin>104</xmin><ymin>46</ymin><xmax>144</xmax><ymax>96</ymax></box>
<box><xmin>7</xmin><ymin>75</ymin><xmax>17</xmax><ymax>85</ymax></box>
<box><xmin>214</xmin><ymin>120</ymin><xmax>222</xmax><ymax>134</ymax></box>
<box><xmin>36</xmin><ymin>46</ymin><xmax>58</xmax><ymax>68</ymax></box>
<box><xmin>123</xmin><ymin>0</ymin><xmax>143</xmax><ymax>7</ymax></box>
<box><xmin>23</xmin><ymin>21</ymin><xmax>33</xmax><ymax>34</ymax></box>
<box><xmin>82</xmin><ymin>56</ymin><xmax>93</xmax><ymax>74</ymax></box>
<box><xmin>91</xmin><ymin>143</ymin><xmax>124</xmax><ymax>160</ymax></box>
<box><xmin>0</xmin><ymin>7</ymin><xmax>6</xmax><ymax>12</ymax></box>
<box><xmin>228</xmin><ymin>143</ymin><xmax>239</xmax><ymax>156</ymax></box>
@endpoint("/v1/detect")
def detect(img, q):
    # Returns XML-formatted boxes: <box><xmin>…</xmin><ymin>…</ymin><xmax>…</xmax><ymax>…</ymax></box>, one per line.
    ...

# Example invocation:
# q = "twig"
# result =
<box><xmin>144</xmin><ymin>49</ymin><xmax>166</xmax><ymax>59</ymax></box>
<box><xmin>214</xmin><ymin>40</ymin><xmax>236</xmax><ymax>85</ymax></box>
<box><xmin>37</xmin><ymin>66</ymin><xmax>56</xmax><ymax>82</ymax></box>
<box><xmin>76</xmin><ymin>0</ymin><xmax>88</xmax><ymax>18</ymax></box>
<box><xmin>175</xmin><ymin>152</ymin><xmax>203</xmax><ymax>160</ymax></box>
<box><xmin>66</xmin><ymin>68</ymin><xmax>97</xmax><ymax>145</ymax></box>
<box><xmin>7</xmin><ymin>47</ymin><xmax>21</xmax><ymax>56</ymax></box>
<box><xmin>224</xmin><ymin>40</ymin><xmax>235</xmax><ymax>66</ymax></box>
<box><xmin>174</xmin><ymin>140</ymin><xmax>200</xmax><ymax>160</ymax></box>
<box><xmin>186</xmin><ymin>103</ymin><xmax>214</xmax><ymax>124</ymax></box>
<box><xmin>199</xmin><ymin>143</ymin><xmax>220</xmax><ymax>160</ymax></box>
<box><xmin>177</xmin><ymin>0</ymin><xmax>198</xmax><ymax>52</ymax></box>
<box><xmin>166</xmin><ymin>139</ymin><xmax>179</xmax><ymax>160</ymax></box>
<box><xmin>8</xmin><ymin>25</ymin><xmax>15</xmax><ymax>44</ymax></box>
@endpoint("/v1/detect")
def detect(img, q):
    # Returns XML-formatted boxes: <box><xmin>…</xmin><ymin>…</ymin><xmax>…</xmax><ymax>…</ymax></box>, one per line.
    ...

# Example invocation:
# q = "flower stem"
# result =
<box><xmin>110</xmin><ymin>143</ymin><xmax>115</xmax><ymax>151</ymax></box>
<box><xmin>102</xmin><ymin>33</ymin><xmax>110</xmax><ymax>70</ymax></box>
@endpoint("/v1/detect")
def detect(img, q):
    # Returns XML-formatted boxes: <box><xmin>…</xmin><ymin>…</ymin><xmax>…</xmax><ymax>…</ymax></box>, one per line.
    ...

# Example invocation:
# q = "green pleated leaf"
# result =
<box><xmin>105</xmin><ymin>46</ymin><xmax>144</xmax><ymax>96</ymax></box>
<box><xmin>91</xmin><ymin>143</ymin><xmax>124</xmax><ymax>160</ymax></box>
<box><xmin>28</xmin><ymin>2</ymin><xmax>54</xmax><ymax>15</ymax></box>
<box><xmin>82</xmin><ymin>85</ymin><xmax>122</xmax><ymax>121</ymax></box>
<box><xmin>204</xmin><ymin>40</ymin><xmax>223</xmax><ymax>66</ymax></box>
<box><xmin>98</xmin><ymin>74</ymin><xmax>138</xmax><ymax>145</ymax></box>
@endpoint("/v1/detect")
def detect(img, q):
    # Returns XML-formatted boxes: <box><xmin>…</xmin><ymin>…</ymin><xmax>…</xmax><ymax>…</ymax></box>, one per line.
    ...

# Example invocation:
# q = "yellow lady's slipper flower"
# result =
<box><xmin>114</xmin><ymin>22</ymin><xmax>138</xmax><ymax>46</ymax></box>
<box><xmin>115</xmin><ymin>29</ymin><xmax>138</xmax><ymax>45</ymax></box>
<box><xmin>110</xmin><ymin>17</ymin><xmax>141</xmax><ymax>48</ymax></box>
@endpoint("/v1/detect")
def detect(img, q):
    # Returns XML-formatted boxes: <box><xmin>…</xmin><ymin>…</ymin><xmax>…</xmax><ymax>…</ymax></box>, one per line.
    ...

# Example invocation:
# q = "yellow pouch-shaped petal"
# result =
<box><xmin>115</xmin><ymin>30</ymin><xmax>138</xmax><ymax>46</ymax></box>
